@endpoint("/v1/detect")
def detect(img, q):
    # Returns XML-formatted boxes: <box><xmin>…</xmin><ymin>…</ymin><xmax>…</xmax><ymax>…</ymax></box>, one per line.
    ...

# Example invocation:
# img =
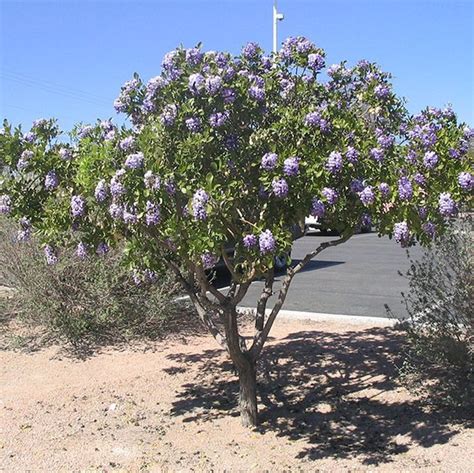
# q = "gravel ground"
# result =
<box><xmin>1</xmin><ymin>317</ymin><xmax>472</xmax><ymax>472</ymax></box>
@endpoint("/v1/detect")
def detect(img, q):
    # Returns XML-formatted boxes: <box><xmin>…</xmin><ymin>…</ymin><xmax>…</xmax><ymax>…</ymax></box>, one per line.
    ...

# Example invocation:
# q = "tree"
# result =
<box><xmin>0</xmin><ymin>37</ymin><xmax>472</xmax><ymax>427</ymax></box>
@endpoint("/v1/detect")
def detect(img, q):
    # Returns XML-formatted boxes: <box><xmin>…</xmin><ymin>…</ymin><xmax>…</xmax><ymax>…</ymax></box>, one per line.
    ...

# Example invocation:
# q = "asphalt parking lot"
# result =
<box><xmin>236</xmin><ymin>232</ymin><xmax>423</xmax><ymax>319</ymax></box>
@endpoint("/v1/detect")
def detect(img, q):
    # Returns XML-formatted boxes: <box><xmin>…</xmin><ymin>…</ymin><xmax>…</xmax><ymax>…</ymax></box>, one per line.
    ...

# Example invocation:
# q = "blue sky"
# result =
<box><xmin>1</xmin><ymin>0</ymin><xmax>472</xmax><ymax>132</ymax></box>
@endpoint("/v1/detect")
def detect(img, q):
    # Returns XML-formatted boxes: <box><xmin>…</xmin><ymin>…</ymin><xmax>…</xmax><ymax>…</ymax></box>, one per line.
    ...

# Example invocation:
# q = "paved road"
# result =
<box><xmin>233</xmin><ymin>232</ymin><xmax>423</xmax><ymax>319</ymax></box>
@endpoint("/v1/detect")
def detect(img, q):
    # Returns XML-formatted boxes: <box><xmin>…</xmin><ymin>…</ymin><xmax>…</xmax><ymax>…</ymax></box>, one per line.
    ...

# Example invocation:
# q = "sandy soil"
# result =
<box><xmin>1</xmin><ymin>317</ymin><xmax>472</xmax><ymax>472</ymax></box>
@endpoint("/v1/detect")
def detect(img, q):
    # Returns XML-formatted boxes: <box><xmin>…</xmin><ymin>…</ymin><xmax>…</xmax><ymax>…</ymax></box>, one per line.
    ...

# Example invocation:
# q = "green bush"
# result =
<box><xmin>0</xmin><ymin>218</ymin><xmax>188</xmax><ymax>350</ymax></box>
<box><xmin>395</xmin><ymin>215</ymin><xmax>473</xmax><ymax>407</ymax></box>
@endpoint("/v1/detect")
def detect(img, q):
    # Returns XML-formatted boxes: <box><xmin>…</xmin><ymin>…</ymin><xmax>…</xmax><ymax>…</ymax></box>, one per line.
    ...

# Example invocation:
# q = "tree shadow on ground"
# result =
<box><xmin>167</xmin><ymin>327</ymin><xmax>472</xmax><ymax>465</ymax></box>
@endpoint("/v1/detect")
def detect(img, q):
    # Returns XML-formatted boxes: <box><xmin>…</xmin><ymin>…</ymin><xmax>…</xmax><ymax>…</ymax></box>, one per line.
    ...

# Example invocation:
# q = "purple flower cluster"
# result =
<box><xmin>370</xmin><ymin>148</ymin><xmax>384</xmax><ymax>162</ymax></box>
<box><xmin>205</xmin><ymin>75</ymin><xmax>223</xmax><ymax>95</ymax></box>
<box><xmin>201</xmin><ymin>252</ymin><xmax>218</xmax><ymax>270</ymax></box>
<box><xmin>304</xmin><ymin>112</ymin><xmax>331</xmax><ymax>132</ymax></box>
<box><xmin>249</xmin><ymin>85</ymin><xmax>265</xmax><ymax>102</ymax></box>
<box><xmin>188</xmin><ymin>73</ymin><xmax>205</xmax><ymax>94</ymax></box>
<box><xmin>144</xmin><ymin>170</ymin><xmax>161</xmax><ymax>190</ymax></box>
<box><xmin>0</xmin><ymin>194</ymin><xmax>11</xmax><ymax>215</ymax></box>
<box><xmin>185</xmin><ymin>117</ymin><xmax>202</xmax><ymax>133</ymax></box>
<box><xmin>222</xmin><ymin>88</ymin><xmax>236</xmax><ymax>104</ymax></box>
<box><xmin>45</xmin><ymin>170</ymin><xmax>59</xmax><ymax>190</ymax></box>
<box><xmin>114</xmin><ymin>78</ymin><xmax>140</xmax><ymax>113</ymax></box>
<box><xmin>242</xmin><ymin>42</ymin><xmax>260</xmax><ymax>59</ymax></box>
<box><xmin>322</xmin><ymin>187</ymin><xmax>338</xmax><ymax>205</ymax></box>
<box><xmin>164</xmin><ymin>180</ymin><xmax>176</xmax><ymax>195</ymax></box>
<box><xmin>283</xmin><ymin>156</ymin><xmax>300</xmax><ymax>176</ymax></box>
<box><xmin>377</xmin><ymin>134</ymin><xmax>394</xmax><ymax>149</ymax></box>
<box><xmin>125</xmin><ymin>152</ymin><xmax>144</xmax><ymax>169</ymax></box>
<box><xmin>393</xmin><ymin>222</ymin><xmax>410</xmax><ymax>246</ymax></box>
<box><xmin>145</xmin><ymin>201</ymin><xmax>160</xmax><ymax>226</ymax></box>
<box><xmin>77</xmin><ymin>125</ymin><xmax>93</xmax><ymax>139</ymax></box>
<box><xmin>209</xmin><ymin>111</ymin><xmax>229</xmax><ymax>128</ymax></box>
<box><xmin>308</xmin><ymin>53</ymin><xmax>325</xmax><ymax>71</ymax></box>
<box><xmin>24</xmin><ymin>131</ymin><xmax>36</xmax><ymax>143</ymax></box>
<box><xmin>359</xmin><ymin>186</ymin><xmax>375</xmax><ymax>206</ymax></box>
<box><xmin>243</xmin><ymin>234</ymin><xmax>257</xmax><ymax>249</ymax></box>
<box><xmin>76</xmin><ymin>242</ymin><xmax>88</xmax><ymax>259</ymax></box>
<box><xmin>110</xmin><ymin>170</ymin><xmax>126</xmax><ymax>198</ymax></box>
<box><xmin>325</xmin><ymin>151</ymin><xmax>343</xmax><ymax>174</ymax></box>
<box><xmin>44</xmin><ymin>245</ymin><xmax>58</xmax><ymax>265</ymax></box>
<box><xmin>185</xmin><ymin>47</ymin><xmax>203</xmax><ymax>66</ymax></box>
<box><xmin>259</xmin><ymin>229</ymin><xmax>276</xmax><ymax>255</ymax></box>
<box><xmin>59</xmin><ymin>147</ymin><xmax>73</xmax><ymax>160</ymax></box>
<box><xmin>160</xmin><ymin>104</ymin><xmax>178</xmax><ymax>127</ymax></box>
<box><xmin>438</xmin><ymin>192</ymin><xmax>457</xmax><ymax>217</ymax></box>
<box><xmin>310</xmin><ymin>198</ymin><xmax>325</xmax><ymax>218</ymax></box>
<box><xmin>18</xmin><ymin>150</ymin><xmax>33</xmax><ymax>170</ymax></box>
<box><xmin>405</xmin><ymin>150</ymin><xmax>417</xmax><ymax>164</ymax></box>
<box><xmin>374</xmin><ymin>84</ymin><xmax>390</xmax><ymax>99</ymax></box>
<box><xmin>280</xmin><ymin>36</ymin><xmax>316</xmax><ymax>60</ymax></box>
<box><xmin>272</xmin><ymin>178</ymin><xmax>289</xmax><ymax>198</ymax></box>
<box><xmin>422</xmin><ymin>222</ymin><xmax>437</xmax><ymax>239</ymax></box>
<box><xmin>346</xmin><ymin>147</ymin><xmax>359</xmax><ymax>163</ymax></box>
<box><xmin>96</xmin><ymin>242</ymin><xmax>109</xmax><ymax>256</ymax></box>
<box><xmin>350</xmin><ymin>179</ymin><xmax>364</xmax><ymax>193</ymax></box>
<box><xmin>192</xmin><ymin>189</ymin><xmax>209</xmax><ymax>221</ymax></box>
<box><xmin>71</xmin><ymin>195</ymin><xmax>85</xmax><ymax>218</ymax></box>
<box><xmin>423</xmin><ymin>151</ymin><xmax>438</xmax><ymax>169</ymax></box>
<box><xmin>458</xmin><ymin>172</ymin><xmax>473</xmax><ymax>191</ymax></box>
<box><xmin>413</xmin><ymin>173</ymin><xmax>426</xmax><ymax>187</ymax></box>
<box><xmin>119</xmin><ymin>136</ymin><xmax>135</xmax><ymax>151</ymax></box>
<box><xmin>379</xmin><ymin>182</ymin><xmax>390</xmax><ymax>198</ymax></box>
<box><xmin>109</xmin><ymin>203</ymin><xmax>123</xmax><ymax>220</ymax></box>
<box><xmin>123</xmin><ymin>207</ymin><xmax>138</xmax><ymax>225</ymax></box>
<box><xmin>261</xmin><ymin>152</ymin><xmax>278</xmax><ymax>170</ymax></box>
<box><xmin>398</xmin><ymin>177</ymin><xmax>413</xmax><ymax>200</ymax></box>
<box><xmin>94</xmin><ymin>180</ymin><xmax>108</xmax><ymax>202</ymax></box>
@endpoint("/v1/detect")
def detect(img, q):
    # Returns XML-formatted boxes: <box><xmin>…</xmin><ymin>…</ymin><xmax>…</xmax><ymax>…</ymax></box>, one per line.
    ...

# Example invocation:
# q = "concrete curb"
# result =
<box><xmin>237</xmin><ymin>307</ymin><xmax>398</xmax><ymax>327</ymax></box>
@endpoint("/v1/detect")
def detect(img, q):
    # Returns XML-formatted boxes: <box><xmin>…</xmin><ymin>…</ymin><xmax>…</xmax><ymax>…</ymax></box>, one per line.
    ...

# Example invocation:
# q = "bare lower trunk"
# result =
<box><xmin>238</xmin><ymin>361</ymin><xmax>258</xmax><ymax>427</ymax></box>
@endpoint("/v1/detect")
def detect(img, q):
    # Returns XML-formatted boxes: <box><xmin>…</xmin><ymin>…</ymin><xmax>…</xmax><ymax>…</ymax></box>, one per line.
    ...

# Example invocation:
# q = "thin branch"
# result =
<box><xmin>255</xmin><ymin>268</ymin><xmax>274</xmax><ymax>332</ymax></box>
<box><xmin>250</xmin><ymin>232</ymin><xmax>354</xmax><ymax>358</ymax></box>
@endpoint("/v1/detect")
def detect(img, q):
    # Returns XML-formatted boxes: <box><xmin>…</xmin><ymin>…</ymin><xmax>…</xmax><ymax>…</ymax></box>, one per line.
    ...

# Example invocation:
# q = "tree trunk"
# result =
<box><xmin>238</xmin><ymin>361</ymin><xmax>258</xmax><ymax>427</ymax></box>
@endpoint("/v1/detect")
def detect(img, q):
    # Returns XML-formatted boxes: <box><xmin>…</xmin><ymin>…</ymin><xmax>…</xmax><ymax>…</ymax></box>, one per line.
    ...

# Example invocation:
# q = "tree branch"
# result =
<box><xmin>255</xmin><ymin>268</ymin><xmax>274</xmax><ymax>332</ymax></box>
<box><xmin>250</xmin><ymin>231</ymin><xmax>354</xmax><ymax>358</ymax></box>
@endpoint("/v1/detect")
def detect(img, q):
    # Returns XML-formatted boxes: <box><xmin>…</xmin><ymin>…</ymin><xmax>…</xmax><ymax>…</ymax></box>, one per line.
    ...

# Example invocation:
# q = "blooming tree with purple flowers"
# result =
<box><xmin>0</xmin><ymin>37</ymin><xmax>472</xmax><ymax>427</ymax></box>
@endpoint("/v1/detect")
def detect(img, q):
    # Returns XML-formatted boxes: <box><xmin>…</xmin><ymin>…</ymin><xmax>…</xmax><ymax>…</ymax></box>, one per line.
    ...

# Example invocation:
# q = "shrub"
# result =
<box><xmin>0</xmin><ymin>217</ymin><xmax>185</xmax><ymax>349</ymax></box>
<box><xmin>395</xmin><ymin>215</ymin><xmax>473</xmax><ymax>407</ymax></box>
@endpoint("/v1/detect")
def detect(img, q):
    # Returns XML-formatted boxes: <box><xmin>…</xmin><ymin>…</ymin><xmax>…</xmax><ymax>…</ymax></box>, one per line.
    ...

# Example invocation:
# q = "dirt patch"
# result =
<box><xmin>1</xmin><ymin>318</ymin><xmax>472</xmax><ymax>472</ymax></box>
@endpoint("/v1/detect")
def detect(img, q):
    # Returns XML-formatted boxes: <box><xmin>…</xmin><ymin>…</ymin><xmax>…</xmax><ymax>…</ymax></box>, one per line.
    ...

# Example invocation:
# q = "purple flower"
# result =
<box><xmin>359</xmin><ymin>186</ymin><xmax>375</xmax><ymax>206</ymax></box>
<box><xmin>76</xmin><ymin>242</ymin><xmax>88</xmax><ymax>259</ymax></box>
<box><xmin>186</xmin><ymin>47</ymin><xmax>203</xmax><ymax>66</ymax></box>
<box><xmin>398</xmin><ymin>177</ymin><xmax>413</xmax><ymax>200</ymax></box>
<box><xmin>423</xmin><ymin>151</ymin><xmax>438</xmax><ymax>169</ymax></box>
<box><xmin>185</xmin><ymin>117</ymin><xmax>201</xmax><ymax>133</ymax></box>
<box><xmin>146</xmin><ymin>75</ymin><xmax>167</xmax><ymax>96</ymax></box>
<box><xmin>370</xmin><ymin>148</ymin><xmax>384</xmax><ymax>162</ymax></box>
<box><xmin>261</xmin><ymin>152</ymin><xmax>278</xmax><ymax>170</ymax></box>
<box><xmin>259</xmin><ymin>229</ymin><xmax>276</xmax><ymax>255</ymax></box>
<box><xmin>406</xmin><ymin>150</ymin><xmax>418</xmax><ymax>164</ymax></box>
<box><xmin>346</xmin><ymin>147</ymin><xmax>359</xmax><ymax>163</ymax></box>
<box><xmin>304</xmin><ymin>112</ymin><xmax>321</xmax><ymax>126</ymax></box>
<box><xmin>77</xmin><ymin>125</ymin><xmax>93</xmax><ymax>139</ymax></box>
<box><xmin>393</xmin><ymin>222</ymin><xmax>410</xmax><ymax>246</ymax></box>
<box><xmin>71</xmin><ymin>195</ymin><xmax>85</xmax><ymax>218</ymax></box>
<box><xmin>209</xmin><ymin>111</ymin><xmax>229</xmax><ymax>128</ymax></box>
<box><xmin>422</xmin><ymin>222</ymin><xmax>437</xmax><ymax>239</ymax></box>
<box><xmin>94</xmin><ymin>180</ymin><xmax>108</xmax><ymax>202</ymax></box>
<box><xmin>96</xmin><ymin>242</ymin><xmax>109</xmax><ymax>256</ymax></box>
<box><xmin>109</xmin><ymin>203</ymin><xmax>123</xmax><ymax>220</ymax></box>
<box><xmin>377</xmin><ymin>134</ymin><xmax>394</xmax><ymax>149</ymax></box>
<box><xmin>188</xmin><ymin>73</ymin><xmax>205</xmax><ymax>94</ymax></box>
<box><xmin>438</xmin><ymin>192</ymin><xmax>457</xmax><ymax>217</ymax></box>
<box><xmin>59</xmin><ymin>147</ymin><xmax>73</xmax><ymax>160</ymax></box>
<box><xmin>308</xmin><ymin>53</ymin><xmax>325</xmax><ymax>71</ymax></box>
<box><xmin>361</xmin><ymin>213</ymin><xmax>372</xmax><ymax>228</ymax></box>
<box><xmin>201</xmin><ymin>252</ymin><xmax>218</xmax><ymax>270</ymax></box>
<box><xmin>319</xmin><ymin>119</ymin><xmax>331</xmax><ymax>133</ymax></box>
<box><xmin>144</xmin><ymin>170</ymin><xmax>161</xmax><ymax>190</ymax></box>
<box><xmin>164</xmin><ymin>180</ymin><xmax>176</xmax><ymax>195</ymax></box>
<box><xmin>249</xmin><ymin>85</ymin><xmax>265</xmax><ymax>102</ymax></box>
<box><xmin>243</xmin><ymin>234</ymin><xmax>257</xmax><ymax>249</ymax></box>
<box><xmin>418</xmin><ymin>207</ymin><xmax>428</xmax><ymax>219</ymax></box>
<box><xmin>24</xmin><ymin>131</ymin><xmax>36</xmax><ymax>143</ymax></box>
<box><xmin>18</xmin><ymin>150</ymin><xmax>33</xmax><ymax>170</ymax></box>
<box><xmin>125</xmin><ymin>152</ymin><xmax>144</xmax><ymax>169</ymax></box>
<box><xmin>44</xmin><ymin>170</ymin><xmax>59</xmax><ymax>190</ymax></box>
<box><xmin>44</xmin><ymin>244</ymin><xmax>58</xmax><ymax>265</ymax></box>
<box><xmin>322</xmin><ymin>187</ymin><xmax>338</xmax><ymax>205</ymax></box>
<box><xmin>272</xmin><ymin>178</ymin><xmax>289</xmax><ymax>198</ymax></box>
<box><xmin>119</xmin><ymin>136</ymin><xmax>135</xmax><ymax>151</ymax></box>
<box><xmin>310</xmin><ymin>198</ymin><xmax>325</xmax><ymax>218</ymax></box>
<box><xmin>110</xmin><ymin>171</ymin><xmax>126</xmax><ymax>198</ymax></box>
<box><xmin>146</xmin><ymin>201</ymin><xmax>160</xmax><ymax>226</ymax></box>
<box><xmin>242</xmin><ymin>42</ymin><xmax>260</xmax><ymax>59</ymax></box>
<box><xmin>325</xmin><ymin>151</ymin><xmax>343</xmax><ymax>174</ymax></box>
<box><xmin>221</xmin><ymin>88</ymin><xmax>236</xmax><ymax>104</ymax></box>
<box><xmin>0</xmin><ymin>194</ymin><xmax>12</xmax><ymax>215</ymax></box>
<box><xmin>458</xmin><ymin>172</ymin><xmax>473</xmax><ymax>191</ymax></box>
<box><xmin>413</xmin><ymin>173</ymin><xmax>426</xmax><ymax>186</ymax></box>
<box><xmin>160</xmin><ymin>104</ymin><xmax>178</xmax><ymax>127</ymax></box>
<box><xmin>283</xmin><ymin>156</ymin><xmax>300</xmax><ymax>177</ymax></box>
<box><xmin>123</xmin><ymin>207</ymin><xmax>138</xmax><ymax>225</ymax></box>
<box><xmin>379</xmin><ymin>182</ymin><xmax>390</xmax><ymax>198</ymax></box>
<box><xmin>205</xmin><ymin>75</ymin><xmax>223</xmax><ymax>95</ymax></box>
<box><xmin>192</xmin><ymin>189</ymin><xmax>209</xmax><ymax>221</ymax></box>
<box><xmin>374</xmin><ymin>84</ymin><xmax>390</xmax><ymax>99</ymax></box>
<box><xmin>350</xmin><ymin>179</ymin><xmax>364</xmax><ymax>193</ymax></box>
